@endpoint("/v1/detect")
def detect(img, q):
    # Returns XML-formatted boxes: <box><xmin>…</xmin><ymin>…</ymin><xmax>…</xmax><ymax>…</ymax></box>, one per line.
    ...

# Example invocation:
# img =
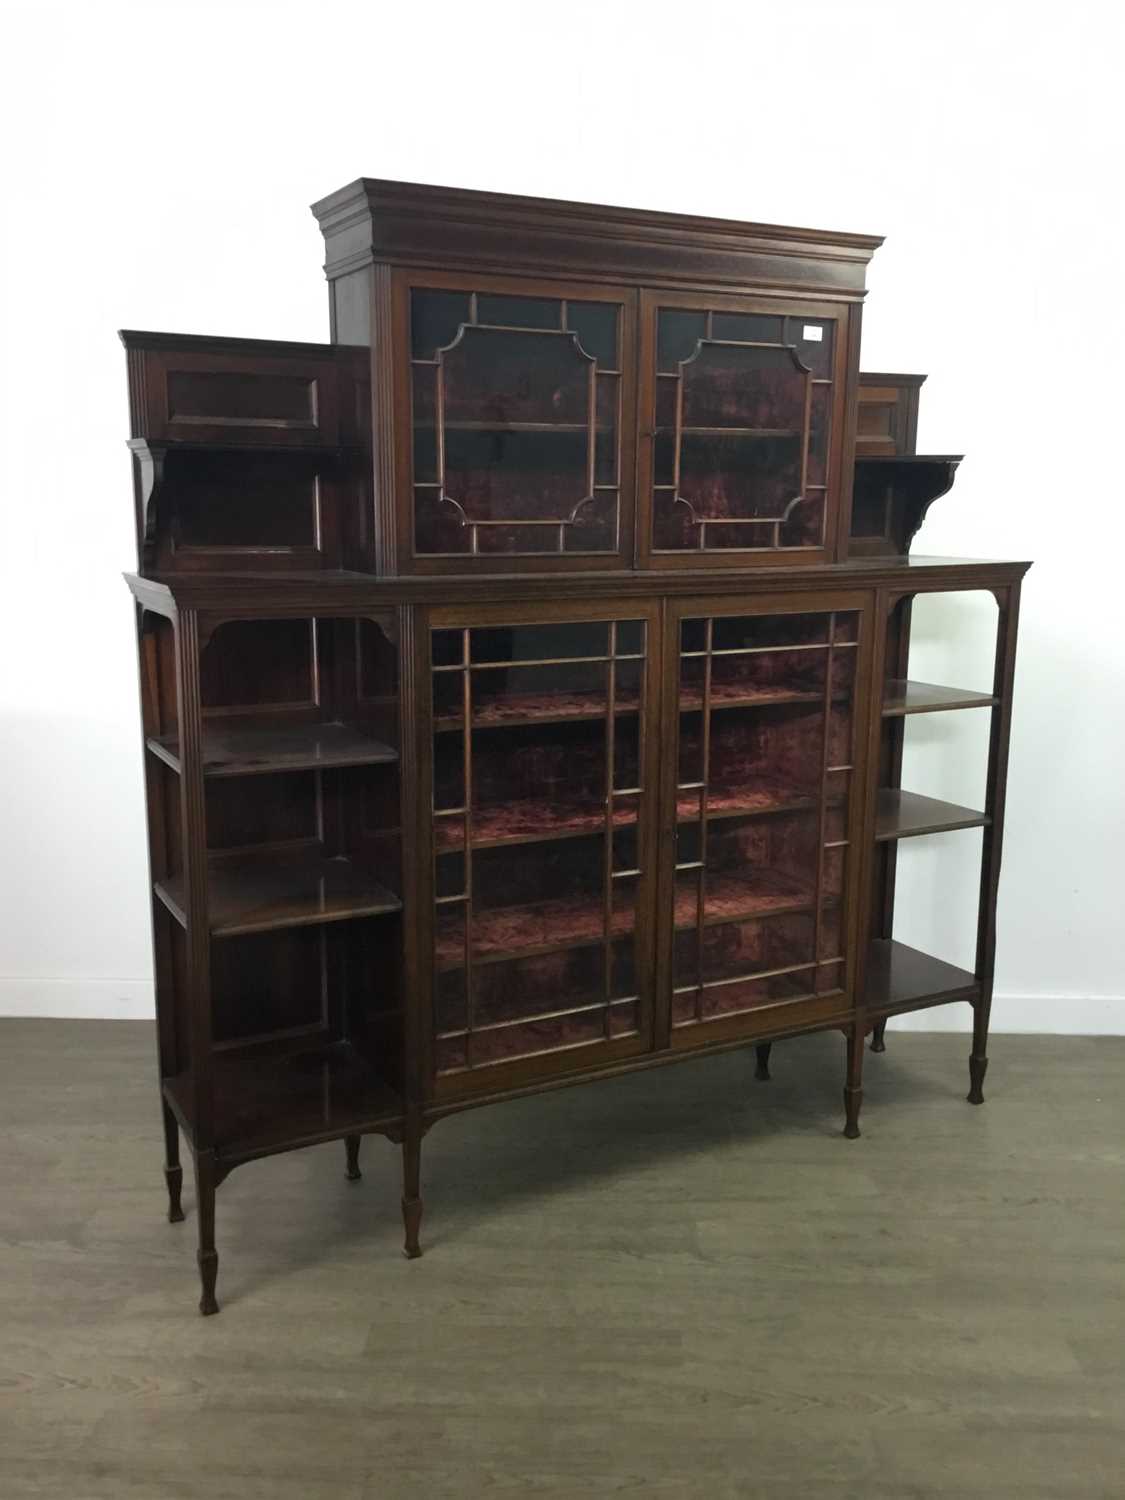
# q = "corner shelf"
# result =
<box><xmin>882</xmin><ymin>679</ymin><xmax>997</xmax><ymax>716</ymax></box>
<box><xmin>163</xmin><ymin>1039</ymin><xmax>403</xmax><ymax>1164</ymax></box>
<box><xmin>875</xmin><ymin>789</ymin><xmax>989</xmax><ymax>841</ymax></box>
<box><xmin>865</xmin><ymin>939</ymin><xmax>979</xmax><ymax>1016</ymax></box>
<box><xmin>148</xmin><ymin>721</ymin><xmax>398</xmax><ymax>778</ymax></box>
<box><xmin>154</xmin><ymin>854</ymin><xmax>402</xmax><ymax>938</ymax></box>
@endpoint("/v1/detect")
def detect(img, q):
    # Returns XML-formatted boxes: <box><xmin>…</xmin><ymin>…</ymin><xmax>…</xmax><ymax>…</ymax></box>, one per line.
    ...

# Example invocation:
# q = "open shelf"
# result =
<box><xmin>875</xmin><ymin>789</ymin><xmax>989</xmax><ymax>841</ymax></box>
<box><xmin>434</xmin><ymin>688</ymin><xmax>640</xmax><ymax>732</ymax></box>
<box><xmin>163</xmin><ymin>1039</ymin><xmax>402</xmax><ymax>1162</ymax></box>
<box><xmin>865</xmin><ymin>939</ymin><xmax>979</xmax><ymax>1015</ymax></box>
<box><xmin>435</xmin><ymin>869</ymin><xmax>817</xmax><ymax>970</ymax></box>
<box><xmin>148</xmin><ymin>721</ymin><xmax>398</xmax><ymax>778</ymax></box>
<box><xmin>155</xmin><ymin>854</ymin><xmax>402</xmax><ymax>938</ymax></box>
<box><xmin>882</xmin><ymin>680</ymin><xmax>997</xmax><ymax>716</ymax></box>
<box><xmin>128</xmin><ymin>436</ymin><xmax>356</xmax><ymax>458</ymax></box>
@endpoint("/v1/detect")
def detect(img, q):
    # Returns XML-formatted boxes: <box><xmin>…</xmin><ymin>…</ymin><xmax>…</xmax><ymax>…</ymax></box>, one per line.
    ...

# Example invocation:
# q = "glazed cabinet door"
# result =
<box><xmin>662</xmin><ymin>591</ymin><xmax>873</xmax><ymax>1048</ymax></box>
<box><xmin>421</xmin><ymin>600</ymin><xmax>660</xmax><ymax>1101</ymax></box>
<box><xmin>638</xmin><ymin>291</ymin><xmax>856</xmax><ymax>567</ymax></box>
<box><xmin>396</xmin><ymin>271</ymin><xmax>637</xmax><ymax>573</ymax></box>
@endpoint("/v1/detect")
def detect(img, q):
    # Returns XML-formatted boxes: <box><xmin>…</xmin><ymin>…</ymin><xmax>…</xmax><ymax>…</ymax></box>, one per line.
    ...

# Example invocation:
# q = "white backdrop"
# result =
<box><xmin>1</xmin><ymin>0</ymin><xmax>1122</xmax><ymax>1031</ymax></box>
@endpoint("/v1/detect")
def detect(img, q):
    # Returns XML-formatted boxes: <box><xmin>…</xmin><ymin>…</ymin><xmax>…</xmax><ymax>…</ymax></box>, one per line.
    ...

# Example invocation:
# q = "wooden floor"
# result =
<box><xmin>2</xmin><ymin>1019</ymin><xmax>1124</xmax><ymax>1498</ymax></box>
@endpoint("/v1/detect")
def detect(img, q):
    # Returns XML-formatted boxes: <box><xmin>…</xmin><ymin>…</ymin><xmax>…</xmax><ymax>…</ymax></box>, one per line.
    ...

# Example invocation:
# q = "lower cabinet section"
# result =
<box><xmin>422</xmin><ymin>589</ymin><xmax>873</xmax><ymax>1101</ymax></box>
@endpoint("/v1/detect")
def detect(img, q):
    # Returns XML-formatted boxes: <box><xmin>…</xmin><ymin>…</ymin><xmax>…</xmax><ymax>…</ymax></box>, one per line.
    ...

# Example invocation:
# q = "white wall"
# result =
<box><xmin>1</xmin><ymin>0</ymin><xmax>1121</xmax><ymax>1030</ymax></box>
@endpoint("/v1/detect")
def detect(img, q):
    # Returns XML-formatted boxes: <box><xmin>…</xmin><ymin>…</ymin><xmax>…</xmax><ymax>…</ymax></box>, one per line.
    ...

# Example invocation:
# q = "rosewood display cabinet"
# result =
<box><xmin>123</xmin><ymin>180</ymin><xmax>1029</xmax><ymax>1313</ymax></box>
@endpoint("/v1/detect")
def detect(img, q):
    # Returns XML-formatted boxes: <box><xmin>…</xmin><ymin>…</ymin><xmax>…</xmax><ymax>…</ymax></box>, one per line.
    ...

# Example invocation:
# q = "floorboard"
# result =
<box><xmin>2</xmin><ymin>1018</ymin><xmax>1123</xmax><ymax>1498</ymax></box>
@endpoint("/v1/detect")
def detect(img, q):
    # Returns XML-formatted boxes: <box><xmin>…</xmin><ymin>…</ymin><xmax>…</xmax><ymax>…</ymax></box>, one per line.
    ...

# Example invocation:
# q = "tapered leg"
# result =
<box><xmin>754</xmin><ymin>1042</ymin><xmax>772</xmax><ymax>1081</ymax></box>
<box><xmin>870</xmin><ymin>1018</ymin><xmax>888</xmax><ymax>1054</ymax></box>
<box><xmin>968</xmin><ymin>996</ymin><xmax>990</xmax><ymax>1104</ymax></box>
<box><xmin>161</xmin><ymin>1101</ymin><xmax>185</xmax><ymax>1223</ymax></box>
<box><xmin>401</xmin><ymin>1115</ymin><xmax>423</xmax><ymax>1260</ymax></box>
<box><xmin>344</xmin><ymin>1134</ymin><xmax>362</xmax><ymax>1181</ymax></box>
<box><xmin>843</xmin><ymin>1027</ymin><xmax>864</xmax><ymax>1139</ymax></box>
<box><xmin>194</xmin><ymin>1150</ymin><xmax>219</xmax><ymax>1315</ymax></box>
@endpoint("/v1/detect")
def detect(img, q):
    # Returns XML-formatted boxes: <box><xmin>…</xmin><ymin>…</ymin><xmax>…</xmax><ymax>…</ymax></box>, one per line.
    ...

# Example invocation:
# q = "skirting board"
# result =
<box><xmin>0</xmin><ymin>978</ymin><xmax>156</xmax><ymax>1021</ymax></box>
<box><xmin>0</xmin><ymin>978</ymin><xmax>1122</xmax><ymax>1035</ymax></box>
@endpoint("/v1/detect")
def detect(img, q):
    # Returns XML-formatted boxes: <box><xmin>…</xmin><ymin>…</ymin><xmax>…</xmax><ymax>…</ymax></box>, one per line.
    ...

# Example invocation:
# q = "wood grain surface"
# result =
<box><xmin>2</xmin><ymin>1018</ymin><xmax>1123</xmax><ymax>1498</ymax></box>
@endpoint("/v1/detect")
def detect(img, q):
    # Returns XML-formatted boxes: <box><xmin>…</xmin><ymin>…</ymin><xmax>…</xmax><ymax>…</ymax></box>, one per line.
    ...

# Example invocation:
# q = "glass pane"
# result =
<box><xmin>778</xmin><ymin>494</ymin><xmax>825</xmax><ymax>549</ymax></box>
<box><xmin>786</xmin><ymin>317</ymin><xmax>835</xmax><ymax>379</ymax></box>
<box><xmin>711</xmin><ymin>312</ymin><xmax>783</xmax><ymax>343</ymax></box>
<box><xmin>681</xmin><ymin>343</ymin><xmax>807</xmax><ymax>432</ymax></box>
<box><xmin>430</xmin><ymin>615</ymin><xmax>648</xmax><ymax>1077</ymax></box>
<box><xmin>415</xmin><ymin>487</ymin><xmax>470</xmax><ymax>555</ymax></box>
<box><xmin>679</xmin><ymin>432</ymin><xmax>803</xmax><ymax>524</ymax></box>
<box><xmin>411</xmin><ymin>288</ymin><xmax>622</xmax><ymax>557</ymax></box>
<box><xmin>476</xmin><ymin>294</ymin><xmax>560</xmax><ymax>329</ymax></box>
<box><xmin>652</xmin><ymin>305</ymin><xmax>838</xmax><ymax>555</ymax></box>
<box><xmin>672</xmin><ymin>608</ymin><xmax>856</xmax><ymax>1031</ymax></box>
<box><xmin>807</xmin><ymin>383</ymin><xmax>831</xmax><ymax>487</ymax></box>
<box><xmin>412</xmin><ymin>290</ymin><xmax>470</xmax><ymax>360</ymax></box>
<box><xmin>564</xmin><ymin>492</ymin><xmax>616</xmax><ymax>553</ymax></box>
<box><xmin>658</xmin><ymin>310</ymin><xmax>707</xmax><ymax>372</ymax></box>
<box><xmin>568</xmin><ymin>302</ymin><xmax>619</xmax><ymax>367</ymax></box>
<box><xmin>472</xmin><ymin>620</ymin><xmax>609</xmax><ymax>662</ymax></box>
<box><xmin>594</xmin><ymin>376</ymin><xmax>618</xmax><ymax>486</ymax></box>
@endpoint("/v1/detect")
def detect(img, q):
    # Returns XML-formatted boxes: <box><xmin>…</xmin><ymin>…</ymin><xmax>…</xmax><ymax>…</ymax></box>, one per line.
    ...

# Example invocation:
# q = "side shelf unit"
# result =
<box><xmin>135</xmin><ymin>591</ymin><xmax>409</xmax><ymax>1205</ymax></box>
<box><xmin>861</xmin><ymin>576</ymin><xmax>1021</xmax><ymax>1097</ymax></box>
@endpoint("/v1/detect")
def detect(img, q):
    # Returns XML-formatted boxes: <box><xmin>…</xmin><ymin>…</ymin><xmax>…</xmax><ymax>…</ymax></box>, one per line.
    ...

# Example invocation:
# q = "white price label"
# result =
<box><xmin>802</xmin><ymin>325</ymin><xmax>824</xmax><ymax>342</ymax></box>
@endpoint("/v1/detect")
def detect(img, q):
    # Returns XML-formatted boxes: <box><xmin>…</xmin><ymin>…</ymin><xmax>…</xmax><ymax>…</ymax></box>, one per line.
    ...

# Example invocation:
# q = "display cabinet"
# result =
<box><xmin>123</xmin><ymin>179</ymin><xmax>1029</xmax><ymax>1313</ymax></box>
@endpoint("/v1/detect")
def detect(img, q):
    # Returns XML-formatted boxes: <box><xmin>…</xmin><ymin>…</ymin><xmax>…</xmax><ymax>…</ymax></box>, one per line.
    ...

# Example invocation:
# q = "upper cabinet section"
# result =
<box><xmin>312</xmin><ymin>179</ymin><xmax>882</xmax><ymax>575</ymax></box>
<box><xmin>121</xmin><ymin>332</ymin><xmax>372</xmax><ymax>575</ymax></box>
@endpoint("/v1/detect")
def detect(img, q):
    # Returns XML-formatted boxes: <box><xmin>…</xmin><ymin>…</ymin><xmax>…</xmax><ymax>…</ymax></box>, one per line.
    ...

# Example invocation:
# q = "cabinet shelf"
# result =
<box><xmin>423</xmin><ymin>420</ymin><xmax>603</xmax><ymax>434</ymax></box>
<box><xmin>154</xmin><ymin>854</ymin><xmax>402</xmax><ymax>938</ymax></box>
<box><xmin>435</xmin><ymin>800</ymin><xmax>637</xmax><ymax>852</ymax></box>
<box><xmin>434</xmin><ymin>688</ymin><xmax>640</xmax><ymax>732</ymax></box>
<box><xmin>164</xmin><ymin>1039</ymin><xmax>402</xmax><ymax>1163</ymax></box>
<box><xmin>148</xmin><ymin>721</ymin><xmax>398</xmax><ymax>778</ymax></box>
<box><xmin>656</xmin><ymin>426</ymin><xmax>799</xmax><ymax>438</ymax></box>
<box><xmin>864</xmin><ymin>939</ymin><xmax>979</xmax><ymax>1015</ymax></box>
<box><xmin>875</xmin><ymin>789</ymin><xmax>989</xmax><ymax>841</ymax></box>
<box><xmin>679</xmin><ymin>682</ymin><xmax>830</xmax><ymax>712</ymax></box>
<box><xmin>679</xmin><ymin>779</ymin><xmax>834</xmax><ymax>822</ymax></box>
<box><xmin>435</xmin><ymin>869</ymin><xmax>819</xmax><ymax>970</ymax></box>
<box><xmin>881</xmin><ymin>680</ymin><xmax>997</xmax><ymax>716</ymax></box>
<box><xmin>433</xmin><ymin>778</ymin><xmax>831</xmax><ymax>853</ymax></box>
